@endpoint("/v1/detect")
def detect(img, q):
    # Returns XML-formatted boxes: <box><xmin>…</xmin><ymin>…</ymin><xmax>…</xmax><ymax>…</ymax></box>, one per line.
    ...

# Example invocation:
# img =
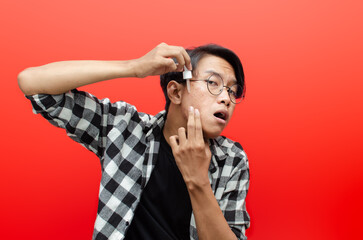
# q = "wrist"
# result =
<box><xmin>128</xmin><ymin>58</ymin><xmax>145</xmax><ymax>78</ymax></box>
<box><xmin>117</xmin><ymin>59</ymin><xmax>138</xmax><ymax>78</ymax></box>
<box><xmin>185</xmin><ymin>176</ymin><xmax>210</xmax><ymax>193</ymax></box>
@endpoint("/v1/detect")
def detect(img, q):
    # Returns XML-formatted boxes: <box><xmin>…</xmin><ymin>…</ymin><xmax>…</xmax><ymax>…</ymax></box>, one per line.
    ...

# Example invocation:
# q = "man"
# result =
<box><xmin>18</xmin><ymin>42</ymin><xmax>250</xmax><ymax>240</ymax></box>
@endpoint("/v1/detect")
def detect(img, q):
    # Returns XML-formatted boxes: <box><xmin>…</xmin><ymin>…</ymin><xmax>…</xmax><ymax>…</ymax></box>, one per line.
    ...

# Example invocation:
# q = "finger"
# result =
<box><xmin>195</xmin><ymin>108</ymin><xmax>203</xmax><ymax>141</ymax></box>
<box><xmin>174</xmin><ymin>46</ymin><xmax>191</xmax><ymax>71</ymax></box>
<box><xmin>172</xmin><ymin>53</ymin><xmax>185</xmax><ymax>72</ymax></box>
<box><xmin>180</xmin><ymin>48</ymin><xmax>192</xmax><ymax>70</ymax></box>
<box><xmin>164</xmin><ymin>46</ymin><xmax>186</xmax><ymax>72</ymax></box>
<box><xmin>170</xmin><ymin>46</ymin><xmax>191</xmax><ymax>71</ymax></box>
<box><xmin>187</xmin><ymin>106</ymin><xmax>195</xmax><ymax>141</ymax></box>
<box><xmin>162</xmin><ymin>58</ymin><xmax>178</xmax><ymax>73</ymax></box>
<box><xmin>169</xmin><ymin>135</ymin><xmax>179</xmax><ymax>152</ymax></box>
<box><xmin>178</xmin><ymin>127</ymin><xmax>187</xmax><ymax>146</ymax></box>
<box><xmin>174</xmin><ymin>63</ymin><xmax>184</xmax><ymax>72</ymax></box>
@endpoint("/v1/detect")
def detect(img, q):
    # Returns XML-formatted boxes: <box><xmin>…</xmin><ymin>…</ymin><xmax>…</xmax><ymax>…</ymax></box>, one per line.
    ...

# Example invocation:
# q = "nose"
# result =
<box><xmin>218</xmin><ymin>87</ymin><xmax>231</xmax><ymax>106</ymax></box>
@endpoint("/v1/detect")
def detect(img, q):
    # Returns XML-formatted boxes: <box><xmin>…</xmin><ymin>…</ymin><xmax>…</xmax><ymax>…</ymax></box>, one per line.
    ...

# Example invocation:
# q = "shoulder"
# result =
<box><xmin>213</xmin><ymin>136</ymin><xmax>247</xmax><ymax>159</ymax></box>
<box><xmin>211</xmin><ymin>136</ymin><xmax>248</xmax><ymax>169</ymax></box>
<box><xmin>216</xmin><ymin>136</ymin><xmax>245</xmax><ymax>152</ymax></box>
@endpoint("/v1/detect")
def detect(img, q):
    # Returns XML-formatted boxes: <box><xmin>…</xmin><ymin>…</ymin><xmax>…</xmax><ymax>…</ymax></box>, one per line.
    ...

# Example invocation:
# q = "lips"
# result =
<box><xmin>213</xmin><ymin>110</ymin><xmax>229</xmax><ymax>122</ymax></box>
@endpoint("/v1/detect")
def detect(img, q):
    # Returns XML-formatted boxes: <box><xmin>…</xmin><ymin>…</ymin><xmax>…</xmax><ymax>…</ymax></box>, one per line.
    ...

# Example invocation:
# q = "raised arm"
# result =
<box><xmin>18</xmin><ymin>42</ymin><xmax>191</xmax><ymax>95</ymax></box>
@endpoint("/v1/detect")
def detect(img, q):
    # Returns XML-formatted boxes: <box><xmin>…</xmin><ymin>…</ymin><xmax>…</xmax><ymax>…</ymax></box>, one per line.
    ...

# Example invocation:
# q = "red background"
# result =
<box><xmin>1</xmin><ymin>0</ymin><xmax>362</xmax><ymax>239</ymax></box>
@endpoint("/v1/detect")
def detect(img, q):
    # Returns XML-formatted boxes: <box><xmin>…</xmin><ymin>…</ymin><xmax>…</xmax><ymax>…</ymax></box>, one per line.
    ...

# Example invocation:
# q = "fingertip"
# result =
<box><xmin>189</xmin><ymin>106</ymin><xmax>194</xmax><ymax>113</ymax></box>
<box><xmin>169</xmin><ymin>135</ymin><xmax>177</xmax><ymax>145</ymax></box>
<box><xmin>178</xmin><ymin>127</ymin><xmax>186</xmax><ymax>133</ymax></box>
<box><xmin>165</xmin><ymin>58</ymin><xmax>177</xmax><ymax>70</ymax></box>
<box><xmin>175</xmin><ymin>63</ymin><xmax>183</xmax><ymax>72</ymax></box>
<box><xmin>195</xmin><ymin>108</ymin><xmax>200</xmax><ymax>117</ymax></box>
<box><xmin>181</xmin><ymin>48</ymin><xmax>192</xmax><ymax>70</ymax></box>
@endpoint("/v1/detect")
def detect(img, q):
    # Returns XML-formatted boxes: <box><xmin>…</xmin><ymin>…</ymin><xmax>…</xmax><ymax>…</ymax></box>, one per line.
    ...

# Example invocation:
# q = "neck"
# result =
<box><xmin>163</xmin><ymin>105</ymin><xmax>186</xmax><ymax>146</ymax></box>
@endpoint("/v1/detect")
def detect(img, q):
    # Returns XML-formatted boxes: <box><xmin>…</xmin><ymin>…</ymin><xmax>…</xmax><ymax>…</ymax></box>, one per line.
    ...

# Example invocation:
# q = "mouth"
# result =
<box><xmin>213</xmin><ymin>110</ymin><xmax>228</xmax><ymax>122</ymax></box>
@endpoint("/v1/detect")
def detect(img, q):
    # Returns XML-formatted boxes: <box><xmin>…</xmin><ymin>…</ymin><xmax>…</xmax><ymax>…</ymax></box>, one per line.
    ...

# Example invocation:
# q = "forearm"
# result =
<box><xmin>18</xmin><ymin>43</ymin><xmax>191</xmax><ymax>96</ymax></box>
<box><xmin>169</xmin><ymin>107</ymin><xmax>238</xmax><ymax>239</ymax></box>
<box><xmin>188</xmin><ymin>183</ymin><xmax>237</xmax><ymax>240</ymax></box>
<box><xmin>18</xmin><ymin>60</ymin><xmax>137</xmax><ymax>95</ymax></box>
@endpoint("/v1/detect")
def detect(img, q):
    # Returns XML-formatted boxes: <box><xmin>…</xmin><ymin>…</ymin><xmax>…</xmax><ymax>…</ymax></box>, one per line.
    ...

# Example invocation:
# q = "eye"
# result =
<box><xmin>230</xmin><ymin>84</ymin><xmax>243</xmax><ymax>98</ymax></box>
<box><xmin>207</xmin><ymin>74</ymin><xmax>223</xmax><ymax>87</ymax></box>
<box><xmin>227</xmin><ymin>89</ymin><xmax>237</xmax><ymax>98</ymax></box>
<box><xmin>207</xmin><ymin>80</ymin><xmax>219</xmax><ymax>86</ymax></box>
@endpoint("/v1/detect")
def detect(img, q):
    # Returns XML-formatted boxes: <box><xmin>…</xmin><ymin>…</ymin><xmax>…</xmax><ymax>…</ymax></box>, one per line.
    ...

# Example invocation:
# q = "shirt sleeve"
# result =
<box><xmin>25</xmin><ymin>89</ymin><xmax>138</xmax><ymax>159</ymax></box>
<box><xmin>220</xmin><ymin>147</ymin><xmax>250</xmax><ymax>239</ymax></box>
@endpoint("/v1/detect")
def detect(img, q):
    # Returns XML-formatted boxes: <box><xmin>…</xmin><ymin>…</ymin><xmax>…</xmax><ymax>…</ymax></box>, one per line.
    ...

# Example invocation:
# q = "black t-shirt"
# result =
<box><xmin>124</xmin><ymin>133</ymin><xmax>192</xmax><ymax>240</ymax></box>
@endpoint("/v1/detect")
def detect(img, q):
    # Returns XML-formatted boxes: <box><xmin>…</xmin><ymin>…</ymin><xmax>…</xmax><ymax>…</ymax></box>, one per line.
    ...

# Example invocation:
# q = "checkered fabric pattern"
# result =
<box><xmin>26</xmin><ymin>89</ymin><xmax>250</xmax><ymax>240</ymax></box>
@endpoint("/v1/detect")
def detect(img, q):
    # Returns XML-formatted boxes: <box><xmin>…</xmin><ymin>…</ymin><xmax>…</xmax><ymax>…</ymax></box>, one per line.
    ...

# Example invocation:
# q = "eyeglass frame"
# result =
<box><xmin>182</xmin><ymin>73</ymin><xmax>244</xmax><ymax>104</ymax></box>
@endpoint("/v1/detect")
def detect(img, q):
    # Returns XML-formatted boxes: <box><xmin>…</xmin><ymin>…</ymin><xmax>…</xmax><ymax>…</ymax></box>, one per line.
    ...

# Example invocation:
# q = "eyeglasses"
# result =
<box><xmin>185</xmin><ymin>73</ymin><xmax>244</xmax><ymax>104</ymax></box>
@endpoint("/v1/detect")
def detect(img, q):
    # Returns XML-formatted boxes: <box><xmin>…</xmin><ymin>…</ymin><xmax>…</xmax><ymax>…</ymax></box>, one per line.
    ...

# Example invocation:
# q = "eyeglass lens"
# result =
<box><xmin>207</xmin><ymin>74</ymin><xmax>243</xmax><ymax>103</ymax></box>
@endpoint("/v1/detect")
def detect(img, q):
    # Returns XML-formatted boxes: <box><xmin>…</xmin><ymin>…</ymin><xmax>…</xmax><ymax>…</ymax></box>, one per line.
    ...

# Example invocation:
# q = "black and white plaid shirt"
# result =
<box><xmin>27</xmin><ymin>89</ymin><xmax>250</xmax><ymax>240</ymax></box>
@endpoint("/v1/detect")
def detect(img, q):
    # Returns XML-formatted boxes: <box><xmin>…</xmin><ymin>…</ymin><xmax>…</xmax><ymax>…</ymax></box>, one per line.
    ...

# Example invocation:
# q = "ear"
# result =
<box><xmin>167</xmin><ymin>80</ymin><xmax>184</xmax><ymax>105</ymax></box>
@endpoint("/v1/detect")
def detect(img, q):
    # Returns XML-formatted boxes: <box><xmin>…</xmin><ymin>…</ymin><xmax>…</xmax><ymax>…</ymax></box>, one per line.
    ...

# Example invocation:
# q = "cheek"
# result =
<box><xmin>200</xmin><ymin>109</ymin><xmax>214</xmax><ymax>128</ymax></box>
<box><xmin>192</xmin><ymin>90</ymin><xmax>211</xmax><ymax>108</ymax></box>
<box><xmin>182</xmin><ymin>86</ymin><xmax>214</xmax><ymax>119</ymax></box>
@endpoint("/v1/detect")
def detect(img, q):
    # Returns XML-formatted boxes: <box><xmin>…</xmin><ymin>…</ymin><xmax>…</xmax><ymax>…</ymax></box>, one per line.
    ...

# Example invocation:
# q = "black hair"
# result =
<box><xmin>160</xmin><ymin>44</ymin><xmax>245</xmax><ymax>111</ymax></box>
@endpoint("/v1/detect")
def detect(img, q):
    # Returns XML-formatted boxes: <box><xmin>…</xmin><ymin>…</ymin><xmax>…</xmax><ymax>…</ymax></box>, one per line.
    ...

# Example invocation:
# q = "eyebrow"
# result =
<box><xmin>204</xmin><ymin>70</ymin><xmax>237</xmax><ymax>85</ymax></box>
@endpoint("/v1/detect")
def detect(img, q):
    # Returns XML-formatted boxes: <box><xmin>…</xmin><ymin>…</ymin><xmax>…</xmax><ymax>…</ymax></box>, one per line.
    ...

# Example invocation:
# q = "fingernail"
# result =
<box><xmin>189</xmin><ymin>106</ymin><xmax>194</xmax><ymax>112</ymax></box>
<box><xmin>195</xmin><ymin>109</ymin><xmax>200</xmax><ymax>116</ymax></box>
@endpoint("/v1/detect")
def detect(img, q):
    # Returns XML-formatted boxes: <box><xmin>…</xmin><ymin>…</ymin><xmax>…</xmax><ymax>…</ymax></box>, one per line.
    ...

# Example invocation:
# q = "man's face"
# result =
<box><xmin>181</xmin><ymin>54</ymin><xmax>237</xmax><ymax>139</ymax></box>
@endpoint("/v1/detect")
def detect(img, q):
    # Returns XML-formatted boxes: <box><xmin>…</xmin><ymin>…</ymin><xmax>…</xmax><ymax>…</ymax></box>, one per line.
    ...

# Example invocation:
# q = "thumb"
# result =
<box><xmin>162</xmin><ymin>58</ymin><xmax>178</xmax><ymax>73</ymax></box>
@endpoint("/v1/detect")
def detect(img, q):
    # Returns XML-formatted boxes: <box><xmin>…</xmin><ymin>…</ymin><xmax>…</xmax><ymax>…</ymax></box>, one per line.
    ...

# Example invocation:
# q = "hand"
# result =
<box><xmin>169</xmin><ymin>106</ymin><xmax>212</xmax><ymax>189</ymax></box>
<box><xmin>133</xmin><ymin>42</ymin><xmax>192</xmax><ymax>78</ymax></box>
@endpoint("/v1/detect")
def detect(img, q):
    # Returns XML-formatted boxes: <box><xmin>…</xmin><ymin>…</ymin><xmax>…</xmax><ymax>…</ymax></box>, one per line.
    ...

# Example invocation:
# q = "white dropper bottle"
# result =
<box><xmin>183</xmin><ymin>66</ymin><xmax>192</xmax><ymax>93</ymax></box>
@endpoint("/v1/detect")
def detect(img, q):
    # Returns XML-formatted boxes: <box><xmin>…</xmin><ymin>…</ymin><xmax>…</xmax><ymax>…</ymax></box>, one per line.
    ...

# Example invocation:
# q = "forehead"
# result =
<box><xmin>194</xmin><ymin>54</ymin><xmax>236</xmax><ymax>83</ymax></box>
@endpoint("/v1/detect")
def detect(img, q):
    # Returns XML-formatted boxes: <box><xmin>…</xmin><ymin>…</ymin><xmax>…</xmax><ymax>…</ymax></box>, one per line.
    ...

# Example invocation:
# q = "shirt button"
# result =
<box><xmin>125</xmin><ymin>221</ymin><xmax>129</xmax><ymax>226</ymax></box>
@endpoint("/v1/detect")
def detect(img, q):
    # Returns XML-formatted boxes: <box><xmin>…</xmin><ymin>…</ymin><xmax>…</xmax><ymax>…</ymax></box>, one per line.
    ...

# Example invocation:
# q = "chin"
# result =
<box><xmin>203</xmin><ymin>130</ymin><xmax>223</xmax><ymax>139</ymax></box>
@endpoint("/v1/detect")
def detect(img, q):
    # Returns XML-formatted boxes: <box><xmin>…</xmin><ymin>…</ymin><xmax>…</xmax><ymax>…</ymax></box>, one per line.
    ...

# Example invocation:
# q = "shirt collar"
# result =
<box><xmin>144</xmin><ymin>110</ymin><xmax>167</xmax><ymax>141</ymax></box>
